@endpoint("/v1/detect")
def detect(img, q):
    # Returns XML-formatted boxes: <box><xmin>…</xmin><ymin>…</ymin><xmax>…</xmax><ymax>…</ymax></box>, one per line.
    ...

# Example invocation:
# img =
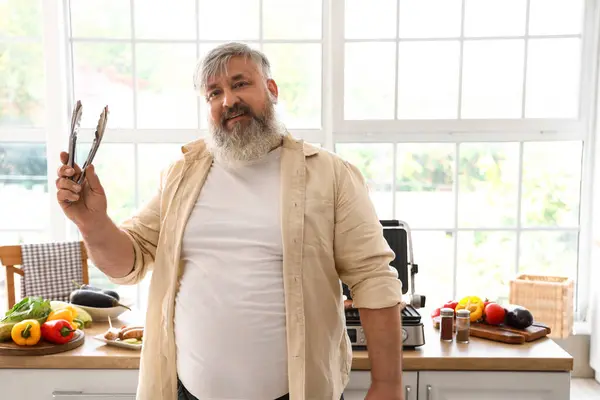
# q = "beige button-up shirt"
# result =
<box><xmin>109</xmin><ymin>133</ymin><xmax>403</xmax><ymax>400</ymax></box>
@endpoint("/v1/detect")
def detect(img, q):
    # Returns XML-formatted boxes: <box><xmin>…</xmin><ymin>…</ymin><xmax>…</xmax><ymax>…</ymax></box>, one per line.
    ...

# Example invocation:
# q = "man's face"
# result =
<box><xmin>202</xmin><ymin>56</ymin><xmax>284</xmax><ymax>164</ymax></box>
<box><xmin>204</xmin><ymin>56</ymin><xmax>278</xmax><ymax>132</ymax></box>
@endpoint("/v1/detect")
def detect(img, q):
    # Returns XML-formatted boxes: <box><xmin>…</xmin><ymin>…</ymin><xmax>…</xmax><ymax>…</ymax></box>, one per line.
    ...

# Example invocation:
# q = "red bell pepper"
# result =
<box><xmin>41</xmin><ymin>319</ymin><xmax>76</xmax><ymax>344</ymax></box>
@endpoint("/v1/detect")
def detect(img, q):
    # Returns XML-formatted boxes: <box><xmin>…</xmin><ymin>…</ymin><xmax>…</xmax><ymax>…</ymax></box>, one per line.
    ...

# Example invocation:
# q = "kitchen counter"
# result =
<box><xmin>0</xmin><ymin>316</ymin><xmax>573</xmax><ymax>372</ymax></box>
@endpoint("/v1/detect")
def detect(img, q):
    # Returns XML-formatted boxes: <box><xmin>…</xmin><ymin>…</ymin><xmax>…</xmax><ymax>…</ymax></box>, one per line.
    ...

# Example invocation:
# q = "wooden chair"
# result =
<box><xmin>0</xmin><ymin>241</ymin><xmax>89</xmax><ymax>310</ymax></box>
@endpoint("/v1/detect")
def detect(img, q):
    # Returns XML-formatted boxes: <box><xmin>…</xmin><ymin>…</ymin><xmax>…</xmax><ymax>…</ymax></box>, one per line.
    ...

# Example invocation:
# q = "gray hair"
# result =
<box><xmin>193</xmin><ymin>42</ymin><xmax>272</xmax><ymax>93</ymax></box>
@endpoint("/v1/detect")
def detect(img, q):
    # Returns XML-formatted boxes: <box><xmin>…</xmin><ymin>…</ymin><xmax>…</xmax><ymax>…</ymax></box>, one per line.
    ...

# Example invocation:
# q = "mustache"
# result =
<box><xmin>221</xmin><ymin>102</ymin><xmax>256</xmax><ymax>125</ymax></box>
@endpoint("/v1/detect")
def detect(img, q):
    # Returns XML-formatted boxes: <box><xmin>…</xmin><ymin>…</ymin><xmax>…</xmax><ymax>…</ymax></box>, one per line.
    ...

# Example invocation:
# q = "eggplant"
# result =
<box><xmin>69</xmin><ymin>289</ymin><xmax>130</xmax><ymax>310</ymax></box>
<box><xmin>72</xmin><ymin>280</ymin><xmax>120</xmax><ymax>300</ymax></box>
<box><xmin>504</xmin><ymin>305</ymin><xmax>534</xmax><ymax>329</ymax></box>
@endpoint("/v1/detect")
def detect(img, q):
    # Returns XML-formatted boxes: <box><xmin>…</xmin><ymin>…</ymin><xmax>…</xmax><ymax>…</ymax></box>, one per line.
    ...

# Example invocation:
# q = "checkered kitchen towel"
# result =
<box><xmin>20</xmin><ymin>242</ymin><xmax>83</xmax><ymax>302</ymax></box>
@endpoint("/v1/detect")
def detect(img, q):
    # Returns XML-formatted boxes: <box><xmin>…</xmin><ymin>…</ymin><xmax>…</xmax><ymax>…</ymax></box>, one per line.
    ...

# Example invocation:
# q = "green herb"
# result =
<box><xmin>1</xmin><ymin>296</ymin><xmax>52</xmax><ymax>323</ymax></box>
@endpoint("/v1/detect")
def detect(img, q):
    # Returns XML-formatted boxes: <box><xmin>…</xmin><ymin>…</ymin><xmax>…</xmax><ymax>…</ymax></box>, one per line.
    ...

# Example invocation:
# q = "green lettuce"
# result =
<box><xmin>1</xmin><ymin>296</ymin><xmax>52</xmax><ymax>323</ymax></box>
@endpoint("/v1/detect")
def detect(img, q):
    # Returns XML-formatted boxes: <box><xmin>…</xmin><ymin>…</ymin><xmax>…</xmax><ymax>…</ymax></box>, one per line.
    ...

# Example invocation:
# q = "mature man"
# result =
<box><xmin>55</xmin><ymin>42</ymin><xmax>404</xmax><ymax>400</ymax></box>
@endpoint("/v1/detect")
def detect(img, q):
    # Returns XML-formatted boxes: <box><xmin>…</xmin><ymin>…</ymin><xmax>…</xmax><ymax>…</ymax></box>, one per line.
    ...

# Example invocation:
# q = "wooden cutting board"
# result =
<box><xmin>469</xmin><ymin>322</ymin><xmax>551</xmax><ymax>344</ymax></box>
<box><xmin>0</xmin><ymin>329</ymin><xmax>85</xmax><ymax>356</ymax></box>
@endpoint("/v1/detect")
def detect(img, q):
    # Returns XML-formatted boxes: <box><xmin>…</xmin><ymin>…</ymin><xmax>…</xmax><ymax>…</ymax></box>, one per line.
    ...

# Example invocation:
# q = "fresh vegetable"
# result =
<box><xmin>50</xmin><ymin>300</ymin><xmax>93</xmax><ymax>328</ymax></box>
<box><xmin>443</xmin><ymin>300</ymin><xmax>459</xmax><ymax>311</ymax></box>
<box><xmin>72</xmin><ymin>281</ymin><xmax>121</xmax><ymax>301</ymax></box>
<box><xmin>456</xmin><ymin>296</ymin><xmax>485</xmax><ymax>322</ymax></box>
<box><xmin>1</xmin><ymin>296</ymin><xmax>51</xmax><ymax>323</ymax></box>
<box><xmin>504</xmin><ymin>305</ymin><xmax>534</xmax><ymax>329</ymax></box>
<box><xmin>430</xmin><ymin>308</ymin><xmax>441</xmax><ymax>319</ymax></box>
<box><xmin>69</xmin><ymin>290</ymin><xmax>130</xmax><ymax>310</ymax></box>
<box><xmin>483</xmin><ymin>303</ymin><xmax>505</xmax><ymax>325</ymax></box>
<box><xmin>41</xmin><ymin>319</ymin><xmax>76</xmax><ymax>344</ymax></box>
<box><xmin>47</xmin><ymin>309</ymin><xmax>75</xmax><ymax>324</ymax></box>
<box><xmin>11</xmin><ymin>319</ymin><xmax>42</xmax><ymax>346</ymax></box>
<box><xmin>0</xmin><ymin>297</ymin><xmax>52</xmax><ymax>341</ymax></box>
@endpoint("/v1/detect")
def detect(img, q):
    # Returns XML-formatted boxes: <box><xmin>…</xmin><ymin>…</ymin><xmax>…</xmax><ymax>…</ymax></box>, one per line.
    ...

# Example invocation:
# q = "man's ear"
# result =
<box><xmin>266</xmin><ymin>78</ymin><xmax>279</xmax><ymax>102</ymax></box>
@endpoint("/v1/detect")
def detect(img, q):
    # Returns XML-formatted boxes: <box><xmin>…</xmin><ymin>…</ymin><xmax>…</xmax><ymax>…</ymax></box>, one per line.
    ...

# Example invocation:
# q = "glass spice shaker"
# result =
<box><xmin>439</xmin><ymin>307</ymin><xmax>454</xmax><ymax>342</ymax></box>
<box><xmin>456</xmin><ymin>309</ymin><xmax>471</xmax><ymax>343</ymax></box>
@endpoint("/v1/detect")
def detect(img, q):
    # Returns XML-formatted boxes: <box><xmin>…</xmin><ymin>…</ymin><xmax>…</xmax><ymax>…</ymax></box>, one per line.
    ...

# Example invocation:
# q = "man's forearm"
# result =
<box><xmin>79</xmin><ymin>216</ymin><xmax>135</xmax><ymax>279</ymax></box>
<box><xmin>359</xmin><ymin>304</ymin><xmax>403</xmax><ymax>384</ymax></box>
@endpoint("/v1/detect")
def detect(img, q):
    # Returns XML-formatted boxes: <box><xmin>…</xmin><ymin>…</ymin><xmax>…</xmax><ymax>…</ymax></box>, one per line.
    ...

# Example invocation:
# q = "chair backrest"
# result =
<box><xmin>0</xmin><ymin>241</ymin><xmax>89</xmax><ymax>310</ymax></box>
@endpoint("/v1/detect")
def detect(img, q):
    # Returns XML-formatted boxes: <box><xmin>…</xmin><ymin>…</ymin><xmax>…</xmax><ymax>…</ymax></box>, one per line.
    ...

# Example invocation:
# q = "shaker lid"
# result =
<box><xmin>457</xmin><ymin>309</ymin><xmax>471</xmax><ymax>317</ymax></box>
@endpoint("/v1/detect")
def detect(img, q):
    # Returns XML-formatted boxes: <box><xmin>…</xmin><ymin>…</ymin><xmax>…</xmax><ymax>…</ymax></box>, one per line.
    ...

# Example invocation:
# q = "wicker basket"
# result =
<box><xmin>508</xmin><ymin>274</ymin><xmax>574</xmax><ymax>339</ymax></box>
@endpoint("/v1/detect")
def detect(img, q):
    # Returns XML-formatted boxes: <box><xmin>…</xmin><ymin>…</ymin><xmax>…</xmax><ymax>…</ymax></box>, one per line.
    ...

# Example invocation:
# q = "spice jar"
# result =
<box><xmin>456</xmin><ymin>309</ymin><xmax>471</xmax><ymax>343</ymax></box>
<box><xmin>439</xmin><ymin>307</ymin><xmax>454</xmax><ymax>342</ymax></box>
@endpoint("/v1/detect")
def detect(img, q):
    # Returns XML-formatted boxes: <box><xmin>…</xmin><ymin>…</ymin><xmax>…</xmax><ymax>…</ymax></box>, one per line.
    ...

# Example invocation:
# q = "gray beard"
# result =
<box><xmin>206</xmin><ymin>100</ymin><xmax>284</xmax><ymax>167</ymax></box>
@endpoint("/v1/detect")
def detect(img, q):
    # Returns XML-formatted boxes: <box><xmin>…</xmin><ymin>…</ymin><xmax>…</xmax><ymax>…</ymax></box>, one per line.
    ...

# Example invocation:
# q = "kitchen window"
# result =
<box><xmin>0</xmin><ymin>0</ymin><xmax>597</xmax><ymax>323</ymax></box>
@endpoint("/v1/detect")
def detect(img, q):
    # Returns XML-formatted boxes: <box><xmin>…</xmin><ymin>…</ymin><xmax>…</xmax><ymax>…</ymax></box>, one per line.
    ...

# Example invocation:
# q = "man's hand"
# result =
<box><xmin>366</xmin><ymin>381</ymin><xmax>404</xmax><ymax>400</ymax></box>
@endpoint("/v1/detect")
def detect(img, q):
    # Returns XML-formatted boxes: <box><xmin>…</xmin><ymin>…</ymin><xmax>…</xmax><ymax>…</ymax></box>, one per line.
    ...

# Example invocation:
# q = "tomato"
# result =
<box><xmin>443</xmin><ymin>300</ymin><xmax>458</xmax><ymax>310</ymax></box>
<box><xmin>430</xmin><ymin>307</ymin><xmax>441</xmax><ymax>318</ymax></box>
<box><xmin>483</xmin><ymin>298</ymin><xmax>494</xmax><ymax>309</ymax></box>
<box><xmin>484</xmin><ymin>303</ymin><xmax>506</xmax><ymax>325</ymax></box>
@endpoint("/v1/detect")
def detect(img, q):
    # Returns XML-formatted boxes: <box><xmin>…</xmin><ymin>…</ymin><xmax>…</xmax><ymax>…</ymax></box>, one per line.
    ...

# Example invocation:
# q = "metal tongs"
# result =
<box><xmin>67</xmin><ymin>100</ymin><xmax>108</xmax><ymax>185</ymax></box>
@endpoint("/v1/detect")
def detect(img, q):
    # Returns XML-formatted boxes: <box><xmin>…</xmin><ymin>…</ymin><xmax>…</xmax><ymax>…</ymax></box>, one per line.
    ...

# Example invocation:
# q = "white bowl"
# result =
<box><xmin>75</xmin><ymin>304</ymin><xmax>131</xmax><ymax>321</ymax></box>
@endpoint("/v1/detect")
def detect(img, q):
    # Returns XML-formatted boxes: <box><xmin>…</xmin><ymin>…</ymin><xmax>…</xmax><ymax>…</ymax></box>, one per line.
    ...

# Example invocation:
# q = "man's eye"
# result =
<box><xmin>233</xmin><ymin>81</ymin><xmax>248</xmax><ymax>89</ymax></box>
<box><xmin>207</xmin><ymin>90</ymin><xmax>221</xmax><ymax>100</ymax></box>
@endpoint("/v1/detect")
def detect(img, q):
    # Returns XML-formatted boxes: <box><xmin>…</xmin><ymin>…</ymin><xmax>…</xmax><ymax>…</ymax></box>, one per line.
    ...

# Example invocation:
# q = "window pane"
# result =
<box><xmin>198</xmin><ymin>0</ymin><xmax>259</xmax><ymax>40</ymax></box>
<box><xmin>76</xmin><ymin>144</ymin><xmax>135</xmax><ymax>225</ymax></box>
<box><xmin>398</xmin><ymin>0</ymin><xmax>461</xmax><ymax>39</ymax></box>
<box><xmin>396</xmin><ymin>143</ymin><xmax>454</xmax><ymax>228</ymax></box>
<box><xmin>0</xmin><ymin>143</ymin><xmax>48</xmax><ymax>230</ymax></box>
<box><xmin>263</xmin><ymin>0</ymin><xmax>321</xmax><ymax>40</ymax></box>
<box><xmin>525</xmin><ymin>38</ymin><xmax>580</xmax><ymax>119</ymax></box>
<box><xmin>412</xmin><ymin>231</ymin><xmax>454</xmax><ymax>308</ymax></box>
<box><xmin>198</xmin><ymin>42</ymin><xmax>260</xmax><ymax>129</ymax></box>
<box><xmin>397</xmin><ymin>41</ymin><xmax>460</xmax><ymax>119</ymax></box>
<box><xmin>70</xmin><ymin>0</ymin><xmax>131</xmax><ymax>39</ymax></box>
<box><xmin>138</xmin><ymin>144</ymin><xmax>183</xmax><ymax>205</ymax></box>
<box><xmin>345</xmin><ymin>42</ymin><xmax>396</xmax><ymax>120</ymax></box>
<box><xmin>458</xmin><ymin>143</ymin><xmax>519</xmax><ymax>228</ymax></box>
<box><xmin>0</xmin><ymin>42</ymin><xmax>45</xmax><ymax>127</ymax></box>
<box><xmin>461</xmin><ymin>40</ymin><xmax>524</xmax><ymax>118</ymax></box>
<box><xmin>72</xmin><ymin>43</ymin><xmax>134</xmax><ymax>129</ymax></box>
<box><xmin>335</xmin><ymin>143</ymin><xmax>393</xmax><ymax>219</ymax></box>
<box><xmin>519</xmin><ymin>231</ymin><xmax>578</xmax><ymax>280</ymax></box>
<box><xmin>464</xmin><ymin>0</ymin><xmax>527</xmax><ymax>37</ymax></box>
<box><xmin>345</xmin><ymin>0</ymin><xmax>396</xmax><ymax>39</ymax></box>
<box><xmin>0</xmin><ymin>231</ymin><xmax>46</xmax><ymax>245</ymax></box>
<box><xmin>521</xmin><ymin>142</ymin><xmax>582</xmax><ymax>227</ymax></box>
<box><xmin>262</xmin><ymin>44</ymin><xmax>322</xmax><ymax>129</ymax></box>
<box><xmin>136</xmin><ymin>44</ymin><xmax>198</xmax><ymax>129</ymax></box>
<box><xmin>457</xmin><ymin>231</ymin><xmax>516</xmax><ymax>303</ymax></box>
<box><xmin>529</xmin><ymin>0</ymin><xmax>584</xmax><ymax>36</ymax></box>
<box><xmin>0</xmin><ymin>0</ymin><xmax>42</xmax><ymax>37</ymax></box>
<box><xmin>133</xmin><ymin>0</ymin><xmax>196</xmax><ymax>40</ymax></box>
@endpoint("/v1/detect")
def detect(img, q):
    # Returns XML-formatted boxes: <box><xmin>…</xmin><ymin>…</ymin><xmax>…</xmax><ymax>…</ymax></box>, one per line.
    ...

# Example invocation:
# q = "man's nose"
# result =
<box><xmin>222</xmin><ymin>88</ymin><xmax>238</xmax><ymax>109</ymax></box>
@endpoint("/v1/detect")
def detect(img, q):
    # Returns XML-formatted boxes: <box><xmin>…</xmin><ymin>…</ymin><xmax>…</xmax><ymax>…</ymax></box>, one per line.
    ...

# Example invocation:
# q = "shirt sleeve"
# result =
<box><xmin>333</xmin><ymin>159</ymin><xmax>403</xmax><ymax>309</ymax></box>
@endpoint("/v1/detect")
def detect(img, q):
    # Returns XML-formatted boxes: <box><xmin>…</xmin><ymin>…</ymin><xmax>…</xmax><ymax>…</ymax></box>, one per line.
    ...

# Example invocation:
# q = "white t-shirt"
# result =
<box><xmin>174</xmin><ymin>147</ymin><xmax>288</xmax><ymax>400</ymax></box>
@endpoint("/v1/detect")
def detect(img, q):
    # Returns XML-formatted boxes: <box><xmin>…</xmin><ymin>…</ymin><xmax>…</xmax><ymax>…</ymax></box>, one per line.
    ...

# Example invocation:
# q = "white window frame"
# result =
<box><xmin>1</xmin><ymin>0</ymin><xmax>598</xmax><ymax>320</ymax></box>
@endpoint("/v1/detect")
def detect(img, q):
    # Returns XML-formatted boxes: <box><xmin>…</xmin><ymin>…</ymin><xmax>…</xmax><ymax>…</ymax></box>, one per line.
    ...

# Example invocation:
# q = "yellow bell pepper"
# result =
<box><xmin>11</xmin><ymin>319</ymin><xmax>42</xmax><ymax>346</ymax></box>
<box><xmin>47</xmin><ymin>308</ymin><xmax>75</xmax><ymax>324</ymax></box>
<box><xmin>456</xmin><ymin>296</ymin><xmax>484</xmax><ymax>322</ymax></box>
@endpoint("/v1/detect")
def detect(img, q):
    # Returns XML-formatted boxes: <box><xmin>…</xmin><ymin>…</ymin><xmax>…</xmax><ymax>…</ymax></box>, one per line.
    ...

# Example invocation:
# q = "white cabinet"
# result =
<box><xmin>345</xmin><ymin>371</ymin><xmax>418</xmax><ymax>400</ymax></box>
<box><xmin>418</xmin><ymin>371</ymin><xmax>570</xmax><ymax>400</ymax></box>
<box><xmin>346</xmin><ymin>371</ymin><xmax>570</xmax><ymax>400</ymax></box>
<box><xmin>0</xmin><ymin>369</ymin><xmax>139</xmax><ymax>400</ymax></box>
